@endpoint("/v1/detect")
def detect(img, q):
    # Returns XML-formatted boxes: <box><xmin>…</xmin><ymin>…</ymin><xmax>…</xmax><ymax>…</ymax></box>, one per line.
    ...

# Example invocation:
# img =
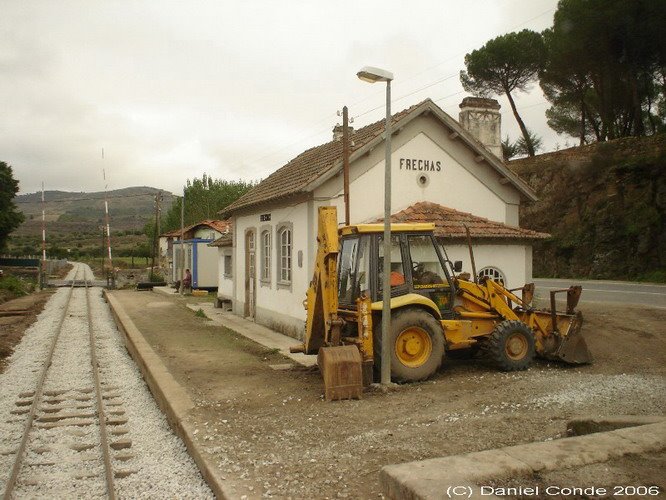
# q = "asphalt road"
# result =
<box><xmin>533</xmin><ymin>278</ymin><xmax>666</xmax><ymax>309</ymax></box>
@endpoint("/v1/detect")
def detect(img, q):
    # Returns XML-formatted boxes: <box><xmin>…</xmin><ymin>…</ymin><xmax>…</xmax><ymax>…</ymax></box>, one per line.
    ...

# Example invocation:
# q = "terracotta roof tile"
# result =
<box><xmin>160</xmin><ymin>219</ymin><xmax>231</xmax><ymax>238</ymax></box>
<box><xmin>381</xmin><ymin>202</ymin><xmax>550</xmax><ymax>240</ymax></box>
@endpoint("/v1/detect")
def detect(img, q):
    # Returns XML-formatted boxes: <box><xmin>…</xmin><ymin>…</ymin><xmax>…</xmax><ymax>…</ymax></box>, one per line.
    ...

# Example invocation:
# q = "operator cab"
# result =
<box><xmin>337</xmin><ymin>224</ymin><xmax>458</xmax><ymax>318</ymax></box>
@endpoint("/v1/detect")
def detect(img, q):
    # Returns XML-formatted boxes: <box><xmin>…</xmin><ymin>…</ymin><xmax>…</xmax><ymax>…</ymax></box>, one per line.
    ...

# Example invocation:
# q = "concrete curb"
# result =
<box><xmin>103</xmin><ymin>290</ymin><xmax>234</xmax><ymax>500</ymax></box>
<box><xmin>380</xmin><ymin>416</ymin><xmax>666</xmax><ymax>500</ymax></box>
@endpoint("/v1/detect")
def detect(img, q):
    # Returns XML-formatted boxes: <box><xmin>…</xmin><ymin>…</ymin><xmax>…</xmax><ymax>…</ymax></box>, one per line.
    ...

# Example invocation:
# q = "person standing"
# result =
<box><xmin>183</xmin><ymin>268</ymin><xmax>192</xmax><ymax>293</ymax></box>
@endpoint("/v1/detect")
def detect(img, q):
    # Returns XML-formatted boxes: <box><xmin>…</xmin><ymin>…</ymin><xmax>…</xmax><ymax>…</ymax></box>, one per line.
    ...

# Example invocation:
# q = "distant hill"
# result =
<box><xmin>7</xmin><ymin>187</ymin><xmax>175</xmax><ymax>259</ymax></box>
<box><xmin>14</xmin><ymin>187</ymin><xmax>175</xmax><ymax>235</ymax></box>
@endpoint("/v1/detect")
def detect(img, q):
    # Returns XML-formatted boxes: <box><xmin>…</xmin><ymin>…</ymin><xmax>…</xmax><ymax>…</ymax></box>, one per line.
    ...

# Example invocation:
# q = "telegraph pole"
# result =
<box><xmin>102</xmin><ymin>149</ymin><xmax>114</xmax><ymax>287</ymax></box>
<box><xmin>179</xmin><ymin>190</ymin><xmax>185</xmax><ymax>295</ymax></box>
<box><xmin>150</xmin><ymin>191</ymin><xmax>161</xmax><ymax>281</ymax></box>
<box><xmin>40</xmin><ymin>182</ymin><xmax>46</xmax><ymax>289</ymax></box>
<box><xmin>342</xmin><ymin>106</ymin><xmax>351</xmax><ymax>226</ymax></box>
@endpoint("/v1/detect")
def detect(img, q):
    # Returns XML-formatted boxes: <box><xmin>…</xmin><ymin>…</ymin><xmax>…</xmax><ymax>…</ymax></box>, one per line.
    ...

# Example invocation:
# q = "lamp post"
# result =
<box><xmin>357</xmin><ymin>66</ymin><xmax>393</xmax><ymax>385</ymax></box>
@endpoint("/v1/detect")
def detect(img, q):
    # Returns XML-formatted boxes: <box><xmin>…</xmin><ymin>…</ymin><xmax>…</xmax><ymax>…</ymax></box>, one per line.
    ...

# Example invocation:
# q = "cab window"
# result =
<box><xmin>338</xmin><ymin>236</ymin><xmax>371</xmax><ymax>305</ymax></box>
<box><xmin>407</xmin><ymin>235</ymin><xmax>446</xmax><ymax>286</ymax></box>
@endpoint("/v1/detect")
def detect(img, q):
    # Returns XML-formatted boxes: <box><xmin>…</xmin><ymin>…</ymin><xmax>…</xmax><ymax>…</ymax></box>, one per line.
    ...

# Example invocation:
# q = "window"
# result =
<box><xmin>277</xmin><ymin>224</ymin><xmax>292</xmax><ymax>286</ymax></box>
<box><xmin>260</xmin><ymin>229</ymin><xmax>271</xmax><ymax>283</ymax></box>
<box><xmin>478</xmin><ymin>266</ymin><xmax>506</xmax><ymax>285</ymax></box>
<box><xmin>338</xmin><ymin>236</ymin><xmax>370</xmax><ymax>305</ymax></box>
<box><xmin>223</xmin><ymin>254</ymin><xmax>232</xmax><ymax>277</ymax></box>
<box><xmin>378</xmin><ymin>234</ymin><xmax>405</xmax><ymax>293</ymax></box>
<box><xmin>407</xmin><ymin>235</ymin><xmax>446</xmax><ymax>286</ymax></box>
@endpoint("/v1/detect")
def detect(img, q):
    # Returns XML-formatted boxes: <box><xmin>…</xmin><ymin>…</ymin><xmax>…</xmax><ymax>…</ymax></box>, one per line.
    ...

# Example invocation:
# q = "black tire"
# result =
<box><xmin>374</xmin><ymin>308</ymin><xmax>445</xmax><ymax>383</ymax></box>
<box><xmin>482</xmin><ymin>320</ymin><xmax>535</xmax><ymax>371</ymax></box>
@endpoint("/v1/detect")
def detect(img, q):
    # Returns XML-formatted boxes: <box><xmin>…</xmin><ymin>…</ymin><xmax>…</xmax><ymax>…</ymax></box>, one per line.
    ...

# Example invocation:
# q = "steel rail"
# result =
<box><xmin>1</xmin><ymin>265</ymin><xmax>81</xmax><ymax>500</ymax></box>
<box><xmin>84</xmin><ymin>275</ymin><xmax>117</xmax><ymax>500</ymax></box>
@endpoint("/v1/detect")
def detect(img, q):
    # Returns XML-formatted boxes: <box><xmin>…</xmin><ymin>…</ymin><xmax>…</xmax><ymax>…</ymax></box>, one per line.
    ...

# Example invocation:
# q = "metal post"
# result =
<box><xmin>179</xmin><ymin>191</ymin><xmax>185</xmax><ymax>295</ymax></box>
<box><xmin>381</xmin><ymin>80</ymin><xmax>392</xmax><ymax>385</ymax></box>
<box><xmin>41</xmin><ymin>182</ymin><xmax>46</xmax><ymax>289</ymax></box>
<box><xmin>342</xmin><ymin>106</ymin><xmax>351</xmax><ymax>226</ymax></box>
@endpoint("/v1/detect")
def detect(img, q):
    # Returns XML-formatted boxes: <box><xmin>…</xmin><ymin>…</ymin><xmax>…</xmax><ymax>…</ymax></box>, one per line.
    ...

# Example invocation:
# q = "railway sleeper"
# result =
<box><xmin>38</xmin><ymin>412</ymin><xmax>97</xmax><ymax>422</ymax></box>
<box><xmin>69</xmin><ymin>443</ymin><xmax>96</xmax><ymax>452</ymax></box>
<box><xmin>110</xmin><ymin>438</ymin><xmax>132</xmax><ymax>450</ymax></box>
<box><xmin>114</xmin><ymin>451</ymin><xmax>135</xmax><ymax>462</ymax></box>
<box><xmin>36</xmin><ymin>418</ymin><xmax>95</xmax><ymax>429</ymax></box>
<box><xmin>115</xmin><ymin>469</ymin><xmax>138</xmax><ymax>478</ymax></box>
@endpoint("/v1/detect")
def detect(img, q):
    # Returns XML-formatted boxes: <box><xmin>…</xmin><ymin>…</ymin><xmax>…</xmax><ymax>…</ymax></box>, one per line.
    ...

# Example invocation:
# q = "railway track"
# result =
<box><xmin>1</xmin><ymin>264</ymin><xmax>131</xmax><ymax>499</ymax></box>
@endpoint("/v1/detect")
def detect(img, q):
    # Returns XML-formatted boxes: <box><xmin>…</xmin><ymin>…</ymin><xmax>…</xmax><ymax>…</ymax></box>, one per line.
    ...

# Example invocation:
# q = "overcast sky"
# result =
<box><xmin>3</xmin><ymin>0</ymin><xmax>562</xmax><ymax>196</ymax></box>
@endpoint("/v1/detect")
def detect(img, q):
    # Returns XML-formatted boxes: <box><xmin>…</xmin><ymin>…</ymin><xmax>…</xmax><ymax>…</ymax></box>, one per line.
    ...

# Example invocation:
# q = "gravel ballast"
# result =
<box><xmin>0</xmin><ymin>263</ymin><xmax>212</xmax><ymax>498</ymax></box>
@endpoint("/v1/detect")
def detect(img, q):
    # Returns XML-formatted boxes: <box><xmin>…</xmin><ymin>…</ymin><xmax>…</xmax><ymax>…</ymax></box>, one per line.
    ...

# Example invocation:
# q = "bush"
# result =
<box><xmin>0</xmin><ymin>275</ymin><xmax>31</xmax><ymax>298</ymax></box>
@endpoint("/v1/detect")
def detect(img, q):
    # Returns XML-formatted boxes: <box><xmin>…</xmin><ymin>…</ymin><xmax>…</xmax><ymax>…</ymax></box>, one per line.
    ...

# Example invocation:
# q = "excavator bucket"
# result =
<box><xmin>537</xmin><ymin>310</ymin><xmax>593</xmax><ymax>364</ymax></box>
<box><xmin>317</xmin><ymin>345</ymin><xmax>363</xmax><ymax>401</ymax></box>
<box><xmin>552</xmin><ymin>311</ymin><xmax>593</xmax><ymax>364</ymax></box>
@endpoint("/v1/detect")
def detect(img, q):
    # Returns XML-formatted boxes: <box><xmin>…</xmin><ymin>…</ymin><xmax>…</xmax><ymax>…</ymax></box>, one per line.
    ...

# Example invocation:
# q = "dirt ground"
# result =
<box><xmin>0</xmin><ymin>264</ymin><xmax>72</xmax><ymax>372</ymax></box>
<box><xmin>110</xmin><ymin>290</ymin><xmax>666</xmax><ymax>499</ymax></box>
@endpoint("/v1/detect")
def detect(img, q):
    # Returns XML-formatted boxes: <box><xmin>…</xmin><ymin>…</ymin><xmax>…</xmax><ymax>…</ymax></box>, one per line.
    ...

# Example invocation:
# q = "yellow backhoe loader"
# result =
<box><xmin>291</xmin><ymin>207</ymin><xmax>592</xmax><ymax>400</ymax></box>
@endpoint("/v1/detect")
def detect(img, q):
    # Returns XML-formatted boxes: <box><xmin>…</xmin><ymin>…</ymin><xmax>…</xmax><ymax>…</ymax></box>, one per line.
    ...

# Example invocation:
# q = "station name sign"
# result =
<box><xmin>399</xmin><ymin>158</ymin><xmax>442</xmax><ymax>172</ymax></box>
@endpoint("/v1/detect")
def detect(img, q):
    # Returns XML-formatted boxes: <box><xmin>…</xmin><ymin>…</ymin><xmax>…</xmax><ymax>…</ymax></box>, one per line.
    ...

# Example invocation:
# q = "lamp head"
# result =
<box><xmin>357</xmin><ymin>66</ymin><xmax>393</xmax><ymax>83</ymax></box>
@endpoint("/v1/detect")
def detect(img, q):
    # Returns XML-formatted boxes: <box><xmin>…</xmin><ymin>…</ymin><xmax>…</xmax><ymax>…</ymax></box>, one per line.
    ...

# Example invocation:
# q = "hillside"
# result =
<box><xmin>9</xmin><ymin>187</ymin><xmax>175</xmax><ymax>258</ymax></box>
<box><xmin>510</xmin><ymin>134</ymin><xmax>666</xmax><ymax>282</ymax></box>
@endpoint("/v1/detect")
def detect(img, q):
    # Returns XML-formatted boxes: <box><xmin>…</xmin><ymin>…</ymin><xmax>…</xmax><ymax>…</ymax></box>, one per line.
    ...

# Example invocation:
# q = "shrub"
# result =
<box><xmin>0</xmin><ymin>275</ymin><xmax>30</xmax><ymax>298</ymax></box>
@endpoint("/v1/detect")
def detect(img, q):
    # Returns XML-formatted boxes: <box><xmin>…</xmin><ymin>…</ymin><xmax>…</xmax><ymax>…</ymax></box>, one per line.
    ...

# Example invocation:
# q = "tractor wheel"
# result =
<box><xmin>483</xmin><ymin>320</ymin><xmax>535</xmax><ymax>371</ymax></box>
<box><xmin>377</xmin><ymin>309</ymin><xmax>444</xmax><ymax>382</ymax></box>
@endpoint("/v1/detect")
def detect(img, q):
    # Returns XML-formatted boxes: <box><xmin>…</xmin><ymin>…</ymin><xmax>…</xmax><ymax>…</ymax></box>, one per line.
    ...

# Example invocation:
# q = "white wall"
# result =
<box><xmin>193</xmin><ymin>243</ymin><xmax>219</xmax><ymax>288</ymax></box>
<box><xmin>232</xmin><ymin>202</ymin><xmax>312</xmax><ymax>336</ymax></box>
<box><xmin>443</xmin><ymin>243</ymin><xmax>531</xmax><ymax>289</ymax></box>
<box><xmin>316</xmin><ymin>132</ymin><xmax>511</xmax><ymax>226</ymax></box>
<box><xmin>216</xmin><ymin>248</ymin><xmax>234</xmax><ymax>298</ymax></box>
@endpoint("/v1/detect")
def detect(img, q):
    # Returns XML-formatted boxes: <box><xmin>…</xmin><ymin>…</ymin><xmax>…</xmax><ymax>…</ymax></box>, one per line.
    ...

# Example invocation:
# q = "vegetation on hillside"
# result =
<box><xmin>511</xmin><ymin>134</ymin><xmax>666</xmax><ymax>282</ymax></box>
<box><xmin>146</xmin><ymin>174</ymin><xmax>254</xmax><ymax>237</ymax></box>
<box><xmin>462</xmin><ymin>0</ymin><xmax>666</xmax><ymax>156</ymax></box>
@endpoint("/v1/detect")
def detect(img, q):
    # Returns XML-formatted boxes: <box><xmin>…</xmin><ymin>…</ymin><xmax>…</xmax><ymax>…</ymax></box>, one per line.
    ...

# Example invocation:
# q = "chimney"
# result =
<box><xmin>333</xmin><ymin>124</ymin><xmax>354</xmax><ymax>141</ymax></box>
<box><xmin>458</xmin><ymin>97</ymin><xmax>502</xmax><ymax>159</ymax></box>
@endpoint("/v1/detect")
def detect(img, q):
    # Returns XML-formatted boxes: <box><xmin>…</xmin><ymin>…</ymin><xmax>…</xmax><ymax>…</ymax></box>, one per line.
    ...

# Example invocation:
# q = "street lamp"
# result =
<box><xmin>357</xmin><ymin>65</ymin><xmax>394</xmax><ymax>386</ymax></box>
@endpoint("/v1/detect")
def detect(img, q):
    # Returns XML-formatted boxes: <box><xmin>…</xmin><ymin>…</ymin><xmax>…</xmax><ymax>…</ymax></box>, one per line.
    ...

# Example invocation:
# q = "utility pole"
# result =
<box><xmin>150</xmin><ymin>191</ymin><xmax>161</xmax><ymax>281</ymax></box>
<box><xmin>102</xmin><ymin>149</ymin><xmax>114</xmax><ymax>287</ymax></box>
<box><xmin>342</xmin><ymin>106</ymin><xmax>351</xmax><ymax>226</ymax></box>
<box><xmin>40</xmin><ymin>182</ymin><xmax>46</xmax><ymax>289</ymax></box>
<box><xmin>179</xmin><ymin>190</ymin><xmax>185</xmax><ymax>295</ymax></box>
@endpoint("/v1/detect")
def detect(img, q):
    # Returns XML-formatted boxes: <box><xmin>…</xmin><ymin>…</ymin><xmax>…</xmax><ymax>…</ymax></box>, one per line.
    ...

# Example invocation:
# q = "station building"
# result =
<box><xmin>215</xmin><ymin>97</ymin><xmax>547</xmax><ymax>338</ymax></box>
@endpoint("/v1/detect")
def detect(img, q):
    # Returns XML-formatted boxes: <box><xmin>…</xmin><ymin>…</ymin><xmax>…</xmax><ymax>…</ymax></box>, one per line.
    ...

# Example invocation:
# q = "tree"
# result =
<box><xmin>460</xmin><ymin>29</ymin><xmax>546</xmax><ymax>157</ymax></box>
<box><xmin>157</xmin><ymin>174</ymin><xmax>254</xmax><ymax>235</ymax></box>
<box><xmin>541</xmin><ymin>0</ymin><xmax>666</xmax><ymax>142</ymax></box>
<box><xmin>502</xmin><ymin>131</ymin><xmax>543</xmax><ymax>160</ymax></box>
<box><xmin>0</xmin><ymin>162</ymin><xmax>25</xmax><ymax>251</ymax></box>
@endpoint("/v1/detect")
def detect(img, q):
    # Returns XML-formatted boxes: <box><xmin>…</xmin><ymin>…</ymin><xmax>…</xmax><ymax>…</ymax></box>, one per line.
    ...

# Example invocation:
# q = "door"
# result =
<box><xmin>245</xmin><ymin>230</ymin><xmax>256</xmax><ymax>319</ymax></box>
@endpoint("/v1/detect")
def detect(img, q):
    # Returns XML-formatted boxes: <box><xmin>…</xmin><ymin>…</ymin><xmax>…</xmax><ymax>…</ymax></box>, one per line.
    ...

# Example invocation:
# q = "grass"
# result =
<box><xmin>194</xmin><ymin>308</ymin><xmax>211</xmax><ymax>320</ymax></box>
<box><xmin>0</xmin><ymin>275</ymin><xmax>34</xmax><ymax>298</ymax></box>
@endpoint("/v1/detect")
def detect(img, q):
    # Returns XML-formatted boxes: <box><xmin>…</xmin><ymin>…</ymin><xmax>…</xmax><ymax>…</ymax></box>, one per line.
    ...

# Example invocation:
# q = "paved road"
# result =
<box><xmin>533</xmin><ymin>278</ymin><xmax>666</xmax><ymax>309</ymax></box>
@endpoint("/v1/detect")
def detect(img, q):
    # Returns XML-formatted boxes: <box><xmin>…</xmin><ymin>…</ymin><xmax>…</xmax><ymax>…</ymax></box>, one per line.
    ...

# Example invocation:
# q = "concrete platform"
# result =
<box><xmin>152</xmin><ymin>285</ymin><xmax>316</xmax><ymax>367</ymax></box>
<box><xmin>380</xmin><ymin>416</ymin><xmax>666</xmax><ymax>500</ymax></box>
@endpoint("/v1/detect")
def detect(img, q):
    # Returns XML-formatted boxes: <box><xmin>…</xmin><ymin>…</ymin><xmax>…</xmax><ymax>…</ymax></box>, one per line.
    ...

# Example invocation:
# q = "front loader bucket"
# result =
<box><xmin>317</xmin><ymin>345</ymin><xmax>363</xmax><ymax>401</ymax></box>
<box><xmin>549</xmin><ymin>312</ymin><xmax>593</xmax><ymax>365</ymax></box>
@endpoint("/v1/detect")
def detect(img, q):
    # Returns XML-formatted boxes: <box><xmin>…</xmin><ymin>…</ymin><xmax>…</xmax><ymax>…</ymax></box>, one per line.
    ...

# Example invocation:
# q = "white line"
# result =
<box><xmin>536</xmin><ymin>286</ymin><xmax>666</xmax><ymax>297</ymax></box>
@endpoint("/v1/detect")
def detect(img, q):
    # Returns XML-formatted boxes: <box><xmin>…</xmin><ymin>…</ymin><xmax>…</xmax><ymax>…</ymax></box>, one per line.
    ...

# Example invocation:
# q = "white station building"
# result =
<box><xmin>214</xmin><ymin>97</ymin><xmax>547</xmax><ymax>338</ymax></box>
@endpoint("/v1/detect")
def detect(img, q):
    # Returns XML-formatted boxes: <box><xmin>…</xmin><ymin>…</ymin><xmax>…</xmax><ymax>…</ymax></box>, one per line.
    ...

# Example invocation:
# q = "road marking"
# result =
<box><xmin>536</xmin><ymin>286</ymin><xmax>666</xmax><ymax>297</ymax></box>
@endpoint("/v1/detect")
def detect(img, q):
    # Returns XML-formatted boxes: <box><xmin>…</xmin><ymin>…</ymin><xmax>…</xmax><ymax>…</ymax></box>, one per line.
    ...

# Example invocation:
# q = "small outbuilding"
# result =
<box><xmin>167</xmin><ymin>219</ymin><xmax>231</xmax><ymax>289</ymax></box>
